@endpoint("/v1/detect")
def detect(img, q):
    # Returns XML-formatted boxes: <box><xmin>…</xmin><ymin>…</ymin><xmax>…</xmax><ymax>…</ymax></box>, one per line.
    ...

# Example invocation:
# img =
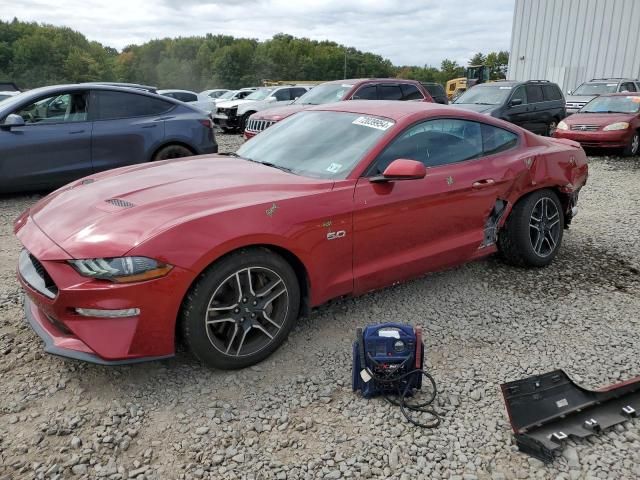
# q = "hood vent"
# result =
<box><xmin>105</xmin><ymin>198</ymin><xmax>135</xmax><ymax>208</ymax></box>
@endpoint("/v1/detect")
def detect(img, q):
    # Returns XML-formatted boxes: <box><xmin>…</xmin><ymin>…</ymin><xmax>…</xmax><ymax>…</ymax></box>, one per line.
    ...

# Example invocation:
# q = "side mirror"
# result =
<box><xmin>1</xmin><ymin>114</ymin><xmax>26</xmax><ymax>130</ymax></box>
<box><xmin>567</xmin><ymin>90</ymin><xmax>573</xmax><ymax>95</ymax></box>
<box><xmin>510</xmin><ymin>98</ymin><xmax>523</xmax><ymax>107</ymax></box>
<box><xmin>370</xmin><ymin>159</ymin><xmax>426</xmax><ymax>183</ymax></box>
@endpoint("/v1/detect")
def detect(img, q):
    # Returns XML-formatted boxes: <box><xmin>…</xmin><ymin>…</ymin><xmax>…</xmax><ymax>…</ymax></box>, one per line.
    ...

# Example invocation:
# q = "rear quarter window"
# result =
<box><xmin>94</xmin><ymin>91</ymin><xmax>174</xmax><ymax>120</ymax></box>
<box><xmin>542</xmin><ymin>85</ymin><xmax>563</xmax><ymax>101</ymax></box>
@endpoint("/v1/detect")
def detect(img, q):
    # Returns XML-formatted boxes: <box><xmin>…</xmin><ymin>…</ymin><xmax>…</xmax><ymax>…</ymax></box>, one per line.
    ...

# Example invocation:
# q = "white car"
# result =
<box><xmin>199</xmin><ymin>89</ymin><xmax>230</xmax><ymax>100</ymax></box>
<box><xmin>214</xmin><ymin>86</ymin><xmax>310</xmax><ymax>131</ymax></box>
<box><xmin>0</xmin><ymin>91</ymin><xmax>21</xmax><ymax>103</ymax></box>
<box><xmin>157</xmin><ymin>89</ymin><xmax>216</xmax><ymax>114</ymax></box>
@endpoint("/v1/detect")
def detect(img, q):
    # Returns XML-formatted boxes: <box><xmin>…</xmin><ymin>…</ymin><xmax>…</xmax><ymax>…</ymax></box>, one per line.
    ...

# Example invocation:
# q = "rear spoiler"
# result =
<box><xmin>501</xmin><ymin>370</ymin><xmax>640</xmax><ymax>462</ymax></box>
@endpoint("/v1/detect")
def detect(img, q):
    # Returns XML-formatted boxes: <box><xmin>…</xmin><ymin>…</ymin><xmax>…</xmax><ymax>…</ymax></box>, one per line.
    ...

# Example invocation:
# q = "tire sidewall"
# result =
<box><xmin>625</xmin><ymin>131</ymin><xmax>639</xmax><ymax>157</ymax></box>
<box><xmin>153</xmin><ymin>145</ymin><xmax>192</xmax><ymax>161</ymax></box>
<box><xmin>182</xmin><ymin>248</ymin><xmax>300</xmax><ymax>369</ymax></box>
<box><xmin>510</xmin><ymin>190</ymin><xmax>564</xmax><ymax>267</ymax></box>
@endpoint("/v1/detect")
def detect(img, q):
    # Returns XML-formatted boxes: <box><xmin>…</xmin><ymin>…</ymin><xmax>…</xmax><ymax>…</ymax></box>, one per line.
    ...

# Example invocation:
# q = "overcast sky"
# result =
<box><xmin>3</xmin><ymin>0</ymin><xmax>515</xmax><ymax>66</ymax></box>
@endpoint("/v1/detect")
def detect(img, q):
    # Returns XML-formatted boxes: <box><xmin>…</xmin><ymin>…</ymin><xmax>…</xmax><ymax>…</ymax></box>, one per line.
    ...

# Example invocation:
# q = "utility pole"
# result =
<box><xmin>343</xmin><ymin>48</ymin><xmax>347</xmax><ymax>79</ymax></box>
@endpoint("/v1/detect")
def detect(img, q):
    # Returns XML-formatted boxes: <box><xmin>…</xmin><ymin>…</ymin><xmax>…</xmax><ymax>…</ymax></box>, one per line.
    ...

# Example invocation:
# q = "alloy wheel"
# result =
<box><xmin>548</xmin><ymin>121</ymin><xmax>557</xmax><ymax>136</ymax></box>
<box><xmin>632</xmin><ymin>133</ymin><xmax>639</xmax><ymax>155</ymax></box>
<box><xmin>529</xmin><ymin>197</ymin><xmax>561</xmax><ymax>258</ymax></box>
<box><xmin>204</xmin><ymin>267</ymin><xmax>289</xmax><ymax>357</ymax></box>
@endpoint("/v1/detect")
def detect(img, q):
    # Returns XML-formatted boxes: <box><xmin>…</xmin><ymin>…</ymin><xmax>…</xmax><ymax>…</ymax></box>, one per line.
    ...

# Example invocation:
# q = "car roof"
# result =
<box><xmin>586</xmin><ymin>78</ymin><xmax>636</xmax><ymax>83</ymax></box>
<box><xmin>158</xmin><ymin>89</ymin><xmax>198</xmax><ymax>94</ymax></box>
<box><xmin>319</xmin><ymin>78</ymin><xmax>422</xmax><ymax>87</ymax></box>
<box><xmin>0</xmin><ymin>83</ymin><xmax>189</xmax><ymax>113</ymax></box>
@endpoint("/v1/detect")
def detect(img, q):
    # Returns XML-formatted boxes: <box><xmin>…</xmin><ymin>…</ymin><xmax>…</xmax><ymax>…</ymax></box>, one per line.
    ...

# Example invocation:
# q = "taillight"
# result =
<box><xmin>200</xmin><ymin>119</ymin><xmax>214</xmax><ymax>129</ymax></box>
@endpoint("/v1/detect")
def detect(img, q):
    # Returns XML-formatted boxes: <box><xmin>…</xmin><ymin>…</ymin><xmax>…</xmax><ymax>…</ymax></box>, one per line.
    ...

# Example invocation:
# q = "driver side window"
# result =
<box><xmin>14</xmin><ymin>92</ymin><xmax>88</xmax><ymax>124</ymax></box>
<box><xmin>367</xmin><ymin>119</ymin><xmax>483</xmax><ymax>175</ymax></box>
<box><xmin>510</xmin><ymin>86</ymin><xmax>527</xmax><ymax>105</ymax></box>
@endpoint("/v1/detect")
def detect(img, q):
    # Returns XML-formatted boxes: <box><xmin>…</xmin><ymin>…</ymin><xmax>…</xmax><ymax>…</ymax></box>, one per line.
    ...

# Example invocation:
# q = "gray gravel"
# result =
<box><xmin>1</xmin><ymin>136</ymin><xmax>639</xmax><ymax>480</ymax></box>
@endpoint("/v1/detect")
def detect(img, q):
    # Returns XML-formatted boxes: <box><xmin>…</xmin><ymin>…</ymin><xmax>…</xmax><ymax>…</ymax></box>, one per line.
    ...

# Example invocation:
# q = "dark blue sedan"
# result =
<box><xmin>0</xmin><ymin>84</ymin><xmax>218</xmax><ymax>193</ymax></box>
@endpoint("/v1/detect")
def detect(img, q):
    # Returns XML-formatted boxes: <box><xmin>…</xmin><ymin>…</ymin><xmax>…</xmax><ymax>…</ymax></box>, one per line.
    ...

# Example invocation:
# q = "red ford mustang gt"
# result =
<box><xmin>15</xmin><ymin>101</ymin><xmax>588</xmax><ymax>369</ymax></box>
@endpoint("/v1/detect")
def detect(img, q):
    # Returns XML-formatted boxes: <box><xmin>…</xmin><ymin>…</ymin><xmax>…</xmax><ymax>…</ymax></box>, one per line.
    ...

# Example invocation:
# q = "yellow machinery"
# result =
<box><xmin>446</xmin><ymin>65</ymin><xmax>491</xmax><ymax>100</ymax></box>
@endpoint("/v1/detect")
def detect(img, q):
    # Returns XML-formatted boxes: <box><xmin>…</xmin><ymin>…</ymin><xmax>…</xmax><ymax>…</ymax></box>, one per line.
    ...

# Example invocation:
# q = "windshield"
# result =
<box><xmin>454</xmin><ymin>85</ymin><xmax>512</xmax><ymax>105</ymax></box>
<box><xmin>219</xmin><ymin>90</ymin><xmax>237</xmax><ymax>100</ymax></box>
<box><xmin>573</xmin><ymin>83</ymin><xmax>618</xmax><ymax>96</ymax></box>
<box><xmin>294</xmin><ymin>83</ymin><xmax>352</xmax><ymax>105</ymax></box>
<box><xmin>235</xmin><ymin>111</ymin><xmax>393</xmax><ymax>179</ymax></box>
<box><xmin>245</xmin><ymin>88</ymin><xmax>274</xmax><ymax>101</ymax></box>
<box><xmin>580</xmin><ymin>95</ymin><xmax>640</xmax><ymax>113</ymax></box>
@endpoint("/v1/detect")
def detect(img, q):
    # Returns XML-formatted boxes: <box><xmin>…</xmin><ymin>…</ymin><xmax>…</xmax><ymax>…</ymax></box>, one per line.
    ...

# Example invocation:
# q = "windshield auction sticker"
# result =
<box><xmin>352</xmin><ymin>116</ymin><xmax>394</xmax><ymax>131</ymax></box>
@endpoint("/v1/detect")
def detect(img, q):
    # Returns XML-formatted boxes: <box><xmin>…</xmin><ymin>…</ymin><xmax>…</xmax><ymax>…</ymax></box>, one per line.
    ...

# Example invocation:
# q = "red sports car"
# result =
<box><xmin>15</xmin><ymin>101</ymin><xmax>588</xmax><ymax>369</ymax></box>
<box><xmin>554</xmin><ymin>92</ymin><xmax>640</xmax><ymax>156</ymax></box>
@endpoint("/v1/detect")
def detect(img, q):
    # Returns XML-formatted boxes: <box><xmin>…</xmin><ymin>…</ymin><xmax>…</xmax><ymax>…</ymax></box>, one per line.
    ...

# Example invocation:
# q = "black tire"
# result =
<box><xmin>240</xmin><ymin>112</ymin><xmax>253</xmax><ymax>133</ymax></box>
<box><xmin>221</xmin><ymin>127</ymin><xmax>232</xmax><ymax>133</ymax></box>
<box><xmin>152</xmin><ymin>144</ymin><xmax>194</xmax><ymax>161</ymax></box>
<box><xmin>498</xmin><ymin>189</ymin><xmax>564</xmax><ymax>268</ymax></box>
<box><xmin>180</xmin><ymin>247</ymin><xmax>300</xmax><ymax>369</ymax></box>
<box><xmin>622</xmin><ymin>131</ymin><xmax>639</xmax><ymax>157</ymax></box>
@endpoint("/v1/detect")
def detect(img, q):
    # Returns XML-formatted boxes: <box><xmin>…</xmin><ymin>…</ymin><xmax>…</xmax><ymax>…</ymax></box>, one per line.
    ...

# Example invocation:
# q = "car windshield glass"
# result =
<box><xmin>580</xmin><ymin>96</ymin><xmax>640</xmax><ymax>113</ymax></box>
<box><xmin>573</xmin><ymin>83</ymin><xmax>618</xmax><ymax>95</ymax></box>
<box><xmin>294</xmin><ymin>84</ymin><xmax>352</xmax><ymax>105</ymax></box>
<box><xmin>454</xmin><ymin>86</ymin><xmax>512</xmax><ymax>105</ymax></box>
<box><xmin>219</xmin><ymin>90</ymin><xmax>237</xmax><ymax>100</ymax></box>
<box><xmin>235</xmin><ymin>111</ymin><xmax>393</xmax><ymax>179</ymax></box>
<box><xmin>245</xmin><ymin>88</ymin><xmax>274</xmax><ymax>101</ymax></box>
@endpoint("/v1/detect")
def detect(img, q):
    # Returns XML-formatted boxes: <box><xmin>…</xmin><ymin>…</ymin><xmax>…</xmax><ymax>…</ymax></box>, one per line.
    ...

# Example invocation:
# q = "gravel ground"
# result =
<box><xmin>1</xmin><ymin>133</ymin><xmax>639</xmax><ymax>480</ymax></box>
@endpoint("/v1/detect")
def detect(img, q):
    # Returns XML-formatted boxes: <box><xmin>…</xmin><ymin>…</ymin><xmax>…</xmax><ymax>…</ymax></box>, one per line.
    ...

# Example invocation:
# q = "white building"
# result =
<box><xmin>507</xmin><ymin>0</ymin><xmax>640</xmax><ymax>92</ymax></box>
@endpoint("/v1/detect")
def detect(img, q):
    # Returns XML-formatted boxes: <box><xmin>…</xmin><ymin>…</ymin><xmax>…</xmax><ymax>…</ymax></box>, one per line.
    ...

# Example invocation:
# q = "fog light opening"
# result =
<box><xmin>75</xmin><ymin>308</ymin><xmax>140</xmax><ymax>318</ymax></box>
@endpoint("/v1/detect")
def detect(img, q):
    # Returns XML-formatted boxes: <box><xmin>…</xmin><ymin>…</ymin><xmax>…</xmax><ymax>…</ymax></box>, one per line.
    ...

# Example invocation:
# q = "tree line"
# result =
<box><xmin>0</xmin><ymin>18</ymin><xmax>509</xmax><ymax>91</ymax></box>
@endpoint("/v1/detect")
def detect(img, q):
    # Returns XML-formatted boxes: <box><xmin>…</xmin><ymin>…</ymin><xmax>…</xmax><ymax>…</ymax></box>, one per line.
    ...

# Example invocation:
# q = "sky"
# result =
<box><xmin>2</xmin><ymin>0</ymin><xmax>516</xmax><ymax>66</ymax></box>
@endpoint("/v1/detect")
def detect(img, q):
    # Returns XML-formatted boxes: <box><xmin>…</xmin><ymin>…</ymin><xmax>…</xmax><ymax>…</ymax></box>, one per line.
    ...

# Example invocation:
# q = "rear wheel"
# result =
<box><xmin>546</xmin><ymin>119</ymin><xmax>558</xmax><ymax>137</ymax></box>
<box><xmin>240</xmin><ymin>112</ymin><xmax>253</xmax><ymax>132</ymax></box>
<box><xmin>498</xmin><ymin>189</ymin><xmax>564</xmax><ymax>267</ymax></box>
<box><xmin>623</xmin><ymin>131</ymin><xmax>639</xmax><ymax>157</ymax></box>
<box><xmin>152</xmin><ymin>144</ymin><xmax>193</xmax><ymax>161</ymax></box>
<box><xmin>180</xmin><ymin>248</ymin><xmax>300</xmax><ymax>369</ymax></box>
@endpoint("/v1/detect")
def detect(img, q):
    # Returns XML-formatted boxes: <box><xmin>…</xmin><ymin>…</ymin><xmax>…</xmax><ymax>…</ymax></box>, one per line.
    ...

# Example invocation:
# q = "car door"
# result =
<box><xmin>0</xmin><ymin>90</ymin><xmax>92</xmax><ymax>190</ymax></box>
<box><xmin>524</xmin><ymin>84</ymin><xmax>547</xmax><ymax>133</ymax></box>
<box><xmin>90</xmin><ymin>90</ymin><xmax>174</xmax><ymax>171</ymax></box>
<box><xmin>352</xmin><ymin>118</ymin><xmax>519</xmax><ymax>294</ymax></box>
<box><xmin>502</xmin><ymin>86</ymin><xmax>532</xmax><ymax>131</ymax></box>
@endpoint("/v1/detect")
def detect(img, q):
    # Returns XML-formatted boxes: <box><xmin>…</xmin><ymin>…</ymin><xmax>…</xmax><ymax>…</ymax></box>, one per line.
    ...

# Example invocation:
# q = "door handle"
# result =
<box><xmin>472</xmin><ymin>179</ymin><xmax>495</xmax><ymax>189</ymax></box>
<box><xmin>69</xmin><ymin>130</ymin><xmax>85</xmax><ymax>134</ymax></box>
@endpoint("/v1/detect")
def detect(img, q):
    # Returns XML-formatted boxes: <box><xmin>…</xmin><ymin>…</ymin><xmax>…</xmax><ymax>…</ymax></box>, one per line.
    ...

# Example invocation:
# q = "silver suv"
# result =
<box><xmin>566</xmin><ymin>78</ymin><xmax>640</xmax><ymax>114</ymax></box>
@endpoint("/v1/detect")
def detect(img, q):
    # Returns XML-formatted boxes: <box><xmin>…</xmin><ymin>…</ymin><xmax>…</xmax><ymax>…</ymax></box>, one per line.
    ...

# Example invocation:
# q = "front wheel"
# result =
<box><xmin>180</xmin><ymin>248</ymin><xmax>300</xmax><ymax>369</ymax></box>
<box><xmin>623</xmin><ymin>131</ymin><xmax>639</xmax><ymax>157</ymax></box>
<box><xmin>498</xmin><ymin>189</ymin><xmax>564</xmax><ymax>267</ymax></box>
<box><xmin>546</xmin><ymin>119</ymin><xmax>558</xmax><ymax>137</ymax></box>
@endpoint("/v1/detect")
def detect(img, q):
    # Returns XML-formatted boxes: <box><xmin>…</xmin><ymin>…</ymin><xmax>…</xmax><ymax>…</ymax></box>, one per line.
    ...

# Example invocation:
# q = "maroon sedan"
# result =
<box><xmin>244</xmin><ymin>78</ymin><xmax>433</xmax><ymax>139</ymax></box>
<box><xmin>554</xmin><ymin>93</ymin><xmax>640</xmax><ymax>156</ymax></box>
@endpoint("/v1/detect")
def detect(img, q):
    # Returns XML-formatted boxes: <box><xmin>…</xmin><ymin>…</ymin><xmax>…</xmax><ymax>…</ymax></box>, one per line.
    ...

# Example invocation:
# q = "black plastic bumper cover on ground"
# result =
<box><xmin>501</xmin><ymin>369</ymin><xmax>640</xmax><ymax>462</ymax></box>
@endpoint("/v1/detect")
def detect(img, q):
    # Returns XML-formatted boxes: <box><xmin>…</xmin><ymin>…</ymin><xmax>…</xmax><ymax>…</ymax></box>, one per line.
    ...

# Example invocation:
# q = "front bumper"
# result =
<box><xmin>213</xmin><ymin>112</ymin><xmax>239</xmax><ymax>129</ymax></box>
<box><xmin>554</xmin><ymin>128</ymin><xmax>632</xmax><ymax>148</ymax></box>
<box><xmin>16</xmin><ymin>215</ymin><xmax>192</xmax><ymax>364</ymax></box>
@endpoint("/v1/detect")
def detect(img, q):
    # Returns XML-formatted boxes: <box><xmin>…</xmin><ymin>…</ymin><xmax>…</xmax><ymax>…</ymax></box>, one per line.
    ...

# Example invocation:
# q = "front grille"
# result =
<box><xmin>246</xmin><ymin>119</ymin><xmax>276</xmax><ymax>133</ymax></box>
<box><xmin>570</xmin><ymin>124</ymin><xmax>599</xmax><ymax>131</ymax></box>
<box><xmin>19</xmin><ymin>250</ymin><xmax>58</xmax><ymax>299</ymax></box>
<box><xmin>105</xmin><ymin>198</ymin><xmax>135</xmax><ymax>208</ymax></box>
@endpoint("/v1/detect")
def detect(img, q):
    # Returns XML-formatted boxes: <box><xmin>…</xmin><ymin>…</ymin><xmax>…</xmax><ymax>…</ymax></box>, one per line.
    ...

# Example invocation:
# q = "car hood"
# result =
<box><xmin>30</xmin><ymin>156</ymin><xmax>333</xmax><ymax>259</ymax></box>
<box><xmin>450</xmin><ymin>103</ymin><xmax>497</xmax><ymax>114</ymax></box>
<box><xmin>563</xmin><ymin>112</ymin><xmax>636</xmax><ymax>126</ymax></box>
<box><xmin>216</xmin><ymin>99</ymin><xmax>254</xmax><ymax>109</ymax></box>
<box><xmin>566</xmin><ymin>95</ymin><xmax>596</xmax><ymax>104</ymax></box>
<box><xmin>251</xmin><ymin>104</ymin><xmax>310</xmax><ymax>120</ymax></box>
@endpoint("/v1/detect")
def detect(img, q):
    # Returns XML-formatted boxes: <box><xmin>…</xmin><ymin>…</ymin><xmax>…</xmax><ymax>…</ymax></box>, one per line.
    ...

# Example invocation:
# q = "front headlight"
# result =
<box><xmin>603</xmin><ymin>122</ymin><xmax>630</xmax><ymax>131</ymax></box>
<box><xmin>556</xmin><ymin>121</ymin><xmax>569</xmax><ymax>131</ymax></box>
<box><xmin>69</xmin><ymin>257</ymin><xmax>173</xmax><ymax>283</ymax></box>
